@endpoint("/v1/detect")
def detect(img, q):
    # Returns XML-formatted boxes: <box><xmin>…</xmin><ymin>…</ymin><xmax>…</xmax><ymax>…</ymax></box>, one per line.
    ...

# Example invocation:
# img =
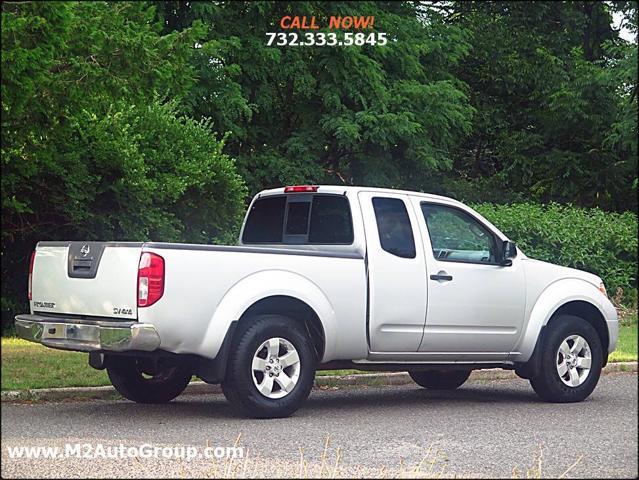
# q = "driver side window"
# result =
<box><xmin>421</xmin><ymin>203</ymin><xmax>497</xmax><ymax>264</ymax></box>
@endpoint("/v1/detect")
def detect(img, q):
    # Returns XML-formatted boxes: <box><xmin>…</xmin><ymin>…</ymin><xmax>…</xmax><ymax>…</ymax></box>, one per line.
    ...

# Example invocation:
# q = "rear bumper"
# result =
<box><xmin>14</xmin><ymin>314</ymin><xmax>160</xmax><ymax>352</ymax></box>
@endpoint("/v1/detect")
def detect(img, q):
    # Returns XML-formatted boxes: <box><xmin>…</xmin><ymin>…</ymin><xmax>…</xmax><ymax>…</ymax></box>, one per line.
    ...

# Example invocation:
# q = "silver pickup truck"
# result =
<box><xmin>16</xmin><ymin>185</ymin><xmax>618</xmax><ymax>418</ymax></box>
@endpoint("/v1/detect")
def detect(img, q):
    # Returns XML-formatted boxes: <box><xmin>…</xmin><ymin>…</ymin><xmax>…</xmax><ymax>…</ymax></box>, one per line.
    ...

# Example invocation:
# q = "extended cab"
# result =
<box><xmin>16</xmin><ymin>186</ymin><xmax>618</xmax><ymax>417</ymax></box>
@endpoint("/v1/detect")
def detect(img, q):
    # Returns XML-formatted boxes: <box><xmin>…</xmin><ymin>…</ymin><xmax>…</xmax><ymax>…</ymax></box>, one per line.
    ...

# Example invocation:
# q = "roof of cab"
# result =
<box><xmin>254</xmin><ymin>185</ymin><xmax>509</xmax><ymax>242</ymax></box>
<box><xmin>257</xmin><ymin>185</ymin><xmax>462</xmax><ymax>205</ymax></box>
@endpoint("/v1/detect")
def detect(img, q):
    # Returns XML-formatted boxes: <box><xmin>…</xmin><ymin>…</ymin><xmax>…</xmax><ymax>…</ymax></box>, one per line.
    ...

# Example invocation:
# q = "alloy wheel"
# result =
<box><xmin>556</xmin><ymin>334</ymin><xmax>592</xmax><ymax>387</ymax></box>
<box><xmin>251</xmin><ymin>337</ymin><xmax>301</xmax><ymax>399</ymax></box>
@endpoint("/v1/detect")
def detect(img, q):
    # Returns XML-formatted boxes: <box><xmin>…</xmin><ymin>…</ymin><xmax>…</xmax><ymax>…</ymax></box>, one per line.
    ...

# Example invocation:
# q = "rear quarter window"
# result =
<box><xmin>372</xmin><ymin>197</ymin><xmax>416</xmax><ymax>258</ymax></box>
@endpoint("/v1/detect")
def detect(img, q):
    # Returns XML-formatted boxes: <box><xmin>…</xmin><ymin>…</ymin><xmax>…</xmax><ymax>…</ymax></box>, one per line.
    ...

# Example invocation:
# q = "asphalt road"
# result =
<box><xmin>1</xmin><ymin>372</ymin><xmax>637</xmax><ymax>478</ymax></box>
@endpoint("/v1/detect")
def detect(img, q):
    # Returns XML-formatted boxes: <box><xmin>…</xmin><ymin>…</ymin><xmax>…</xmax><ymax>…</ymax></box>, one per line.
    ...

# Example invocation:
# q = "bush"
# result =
<box><xmin>0</xmin><ymin>100</ymin><xmax>247</xmax><ymax>334</ymax></box>
<box><xmin>473</xmin><ymin>202</ymin><xmax>638</xmax><ymax>306</ymax></box>
<box><xmin>66</xmin><ymin>100</ymin><xmax>248</xmax><ymax>243</ymax></box>
<box><xmin>1</xmin><ymin>1</ymin><xmax>219</xmax><ymax>334</ymax></box>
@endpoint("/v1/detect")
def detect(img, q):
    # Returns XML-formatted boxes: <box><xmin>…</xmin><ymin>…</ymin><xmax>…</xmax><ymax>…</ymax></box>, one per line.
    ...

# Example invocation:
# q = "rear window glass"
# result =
<box><xmin>242</xmin><ymin>194</ymin><xmax>353</xmax><ymax>244</ymax></box>
<box><xmin>309</xmin><ymin>195</ymin><xmax>353</xmax><ymax>243</ymax></box>
<box><xmin>242</xmin><ymin>196</ymin><xmax>286</xmax><ymax>243</ymax></box>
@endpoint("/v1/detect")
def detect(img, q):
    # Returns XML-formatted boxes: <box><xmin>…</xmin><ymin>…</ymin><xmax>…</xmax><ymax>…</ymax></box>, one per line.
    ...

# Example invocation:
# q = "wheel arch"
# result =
<box><xmin>513</xmin><ymin>278</ymin><xmax>610</xmax><ymax>363</ymax></box>
<box><xmin>547</xmin><ymin>301</ymin><xmax>609</xmax><ymax>366</ymax></box>
<box><xmin>514</xmin><ymin>279</ymin><xmax>612</xmax><ymax>379</ymax></box>
<box><xmin>198</xmin><ymin>270</ymin><xmax>336</xmax><ymax>362</ymax></box>
<box><xmin>236</xmin><ymin>295</ymin><xmax>326</xmax><ymax>361</ymax></box>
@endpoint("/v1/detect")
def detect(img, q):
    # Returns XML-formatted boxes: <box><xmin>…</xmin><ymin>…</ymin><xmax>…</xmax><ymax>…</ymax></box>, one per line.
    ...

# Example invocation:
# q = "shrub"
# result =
<box><xmin>472</xmin><ymin>202</ymin><xmax>638</xmax><ymax>306</ymax></box>
<box><xmin>0</xmin><ymin>100</ymin><xmax>247</xmax><ymax>334</ymax></box>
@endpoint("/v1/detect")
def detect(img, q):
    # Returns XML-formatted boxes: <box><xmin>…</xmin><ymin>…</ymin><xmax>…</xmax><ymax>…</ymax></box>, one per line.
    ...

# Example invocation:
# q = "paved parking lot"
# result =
<box><xmin>1</xmin><ymin>372</ymin><xmax>637</xmax><ymax>478</ymax></box>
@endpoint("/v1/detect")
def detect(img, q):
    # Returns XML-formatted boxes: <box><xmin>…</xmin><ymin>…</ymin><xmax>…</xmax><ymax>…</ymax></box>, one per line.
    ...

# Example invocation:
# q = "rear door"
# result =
<box><xmin>358</xmin><ymin>192</ymin><xmax>427</xmax><ymax>352</ymax></box>
<box><xmin>31</xmin><ymin>242</ymin><xmax>142</xmax><ymax>319</ymax></box>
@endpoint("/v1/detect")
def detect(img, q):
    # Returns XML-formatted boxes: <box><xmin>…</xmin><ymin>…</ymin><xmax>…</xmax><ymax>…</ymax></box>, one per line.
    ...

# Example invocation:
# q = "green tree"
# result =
<box><xmin>438</xmin><ymin>1</ymin><xmax>637</xmax><ymax>211</ymax></box>
<box><xmin>602</xmin><ymin>1</ymin><xmax>638</xmax><ymax>192</ymax></box>
<box><xmin>1</xmin><ymin>2</ymin><xmax>246</xmax><ymax>332</ymax></box>
<box><xmin>156</xmin><ymin>1</ymin><xmax>475</xmax><ymax>193</ymax></box>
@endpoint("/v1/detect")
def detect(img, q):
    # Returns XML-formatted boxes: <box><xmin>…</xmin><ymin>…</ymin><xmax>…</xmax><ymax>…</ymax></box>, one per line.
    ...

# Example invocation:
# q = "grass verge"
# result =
<box><xmin>609</xmin><ymin>311</ymin><xmax>637</xmax><ymax>362</ymax></box>
<box><xmin>0</xmin><ymin>338</ymin><xmax>363</xmax><ymax>391</ymax></box>
<box><xmin>2</xmin><ymin>317</ymin><xmax>636</xmax><ymax>391</ymax></box>
<box><xmin>1</xmin><ymin>337</ymin><xmax>109</xmax><ymax>390</ymax></box>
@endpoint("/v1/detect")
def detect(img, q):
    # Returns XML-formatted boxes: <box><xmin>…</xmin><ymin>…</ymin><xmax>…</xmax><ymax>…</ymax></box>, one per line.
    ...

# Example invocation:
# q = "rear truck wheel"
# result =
<box><xmin>222</xmin><ymin>315</ymin><xmax>316</xmax><ymax>419</ymax></box>
<box><xmin>529</xmin><ymin>314</ymin><xmax>603</xmax><ymax>403</ymax></box>
<box><xmin>409</xmin><ymin>369</ymin><xmax>471</xmax><ymax>390</ymax></box>
<box><xmin>106</xmin><ymin>356</ymin><xmax>192</xmax><ymax>404</ymax></box>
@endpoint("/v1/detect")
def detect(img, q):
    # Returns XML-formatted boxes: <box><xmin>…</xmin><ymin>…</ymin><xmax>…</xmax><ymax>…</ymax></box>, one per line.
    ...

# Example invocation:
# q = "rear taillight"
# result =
<box><xmin>28</xmin><ymin>251</ymin><xmax>35</xmax><ymax>300</ymax></box>
<box><xmin>137</xmin><ymin>252</ymin><xmax>165</xmax><ymax>307</ymax></box>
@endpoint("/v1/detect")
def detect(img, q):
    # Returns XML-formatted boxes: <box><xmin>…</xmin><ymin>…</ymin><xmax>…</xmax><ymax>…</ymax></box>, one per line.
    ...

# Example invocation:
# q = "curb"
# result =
<box><xmin>2</xmin><ymin>361</ymin><xmax>636</xmax><ymax>403</ymax></box>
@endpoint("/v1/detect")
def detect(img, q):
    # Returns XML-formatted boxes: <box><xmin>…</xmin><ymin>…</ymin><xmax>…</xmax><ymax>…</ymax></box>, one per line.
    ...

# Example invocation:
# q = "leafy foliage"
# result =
<box><xmin>445</xmin><ymin>1</ymin><xmax>638</xmax><ymax>211</ymax></box>
<box><xmin>64</xmin><ymin>100</ymin><xmax>246</xmax><ymax>242</ymax></box>
<box><xmin>1</xmin><ymin>1</ymin><xmax>637</xmax><ymax>332</ymax></box>
<box><xmin>1</xmin><ymin>2</ymin><xmax>245</xmax><ymax>332</ymax></box>
<box><xmin>474</xmin><ymin>203</ymin><xmax>638</xmax><ymax>304</ymax></box>
<box><xmin>156</xmin><ymin>1</ymin><xmax>475</xmax><ymax>193</ymax></box>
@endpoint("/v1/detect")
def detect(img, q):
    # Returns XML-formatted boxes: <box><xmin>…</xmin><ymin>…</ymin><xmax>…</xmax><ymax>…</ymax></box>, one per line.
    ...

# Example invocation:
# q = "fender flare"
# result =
<box><xmin>198</xmin><ymin>269</ymin><xmax>337</xmax><ymax>361</ymax></box>
<box><xmin>513</xmin><ymin>278</ymin><xmax>609</xmax><ymax>364</ymax></box>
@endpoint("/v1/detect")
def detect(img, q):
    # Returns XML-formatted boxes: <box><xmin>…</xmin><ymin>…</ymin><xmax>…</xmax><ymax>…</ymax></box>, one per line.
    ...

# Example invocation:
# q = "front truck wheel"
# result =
<box><xmin>529</xmin><ymin>315</ymin><xmax>603</xmax><ymax>403</ymax></box>
<box><xmin>222</xmin><ymin>315</ymin><xmax>316</xmax><ymax>419</ymax></box>
<box><xmin>409</xmin><ymin>370</ymin><xmax>471</xmax><ymax>390</ymax></box>
<box><xmin>106</xmin><ymin>356</ymin><xmax>192</xmax><ymax>404</ymax></box>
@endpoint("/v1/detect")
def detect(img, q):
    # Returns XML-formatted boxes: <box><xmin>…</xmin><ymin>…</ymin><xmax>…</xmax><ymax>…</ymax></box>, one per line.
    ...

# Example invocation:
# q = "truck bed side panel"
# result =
<box><xmin>138</xmin><ymin>247</ymin><xmax>367</xmax><ymax>361</ymax></box>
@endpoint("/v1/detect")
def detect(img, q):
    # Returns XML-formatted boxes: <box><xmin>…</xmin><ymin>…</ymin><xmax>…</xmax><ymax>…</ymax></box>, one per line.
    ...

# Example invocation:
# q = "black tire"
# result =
<box><xmin>409</xmin><ymin>369</ymin><xmax>471</xmax><ymax>390</ymax></box>
<box><xmin>222</xmin><ymin>315</ymin><xmax>316</xmax><ymax>419</ymax></box>
<box><xmin>106</xmin><ymin>356</ymin><xmax>192</xmax><ymax>404</ymax></box>
<box><xmin>529</xmin><ymin>315</ymin><xmax>603</xmax><ymax>403</ymax></box>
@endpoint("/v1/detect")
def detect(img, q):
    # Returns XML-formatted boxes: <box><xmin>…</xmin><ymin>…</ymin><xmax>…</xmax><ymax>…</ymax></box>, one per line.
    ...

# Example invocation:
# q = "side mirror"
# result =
<box><xmin>500</xmin><ymin>240</ymin><xmax>517</xmax><ymax>266</ymax></box>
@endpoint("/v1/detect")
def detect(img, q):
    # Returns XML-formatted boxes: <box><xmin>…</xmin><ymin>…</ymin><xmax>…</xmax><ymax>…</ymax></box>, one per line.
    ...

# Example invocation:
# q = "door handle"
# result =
<box><xmin>430</xmin><ymin>272</ymin><xmax>453</xmax><ymax>281</ymax></box>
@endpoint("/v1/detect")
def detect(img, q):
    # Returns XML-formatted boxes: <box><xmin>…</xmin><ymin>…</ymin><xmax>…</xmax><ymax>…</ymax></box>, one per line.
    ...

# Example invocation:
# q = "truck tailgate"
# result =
<box><xmin>31</xmin><ymin>242</ymin><xmax>143</xmax><ymax>319</ymax></box>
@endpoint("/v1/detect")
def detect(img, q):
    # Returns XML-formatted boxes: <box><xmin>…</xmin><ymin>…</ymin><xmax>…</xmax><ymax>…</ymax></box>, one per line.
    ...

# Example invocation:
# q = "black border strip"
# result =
<box><xmin>144</xmin><ymin>242</ymin><xmax>363</xmax><ymax>259</ymax></box>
